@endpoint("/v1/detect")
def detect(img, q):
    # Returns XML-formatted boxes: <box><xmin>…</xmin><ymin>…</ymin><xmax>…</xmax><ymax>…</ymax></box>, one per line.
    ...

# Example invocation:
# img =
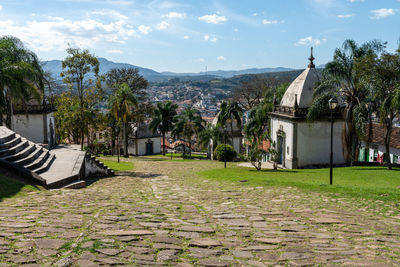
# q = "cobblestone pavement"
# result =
<box><xmin>1</xmin><ymin>159</ymin><xmax>400</xmax><ymax>266</ymax></box>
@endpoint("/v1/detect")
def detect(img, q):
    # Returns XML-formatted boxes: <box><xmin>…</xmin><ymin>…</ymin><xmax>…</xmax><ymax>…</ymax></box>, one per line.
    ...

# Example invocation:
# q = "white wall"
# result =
<box><xmin>12</xmin><ymin>113</ymin><xmax>55</xmax><ymax>146</ymax></box>
<box><xmin>128</xmin><ymin>137</ymin><xmax>161</xmax><ymax>156</ymax></box>
<box><xmin>270</xmin><ymin>117</ymin><xmax>294</xmax><ymax>168</ymax></box>
<box><xmin>297</xmin><ymin>121</ymin><xmax>345</xmax><ymax>167</ymax></box>
<box><xmin>232</xmin><ymin>137</ymin><xmax>242</xmax><ymax>154</ymax></box>
<box><xmin>12</xmin><ymin>114</ymin><xmax>44</xmax><ymax>143</ymax></box>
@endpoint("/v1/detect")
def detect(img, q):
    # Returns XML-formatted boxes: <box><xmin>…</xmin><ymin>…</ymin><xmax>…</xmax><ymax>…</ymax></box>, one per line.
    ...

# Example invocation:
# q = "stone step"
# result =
<box><xmin>14</xmin><ymin>146</ymin><xmax>44</xmax><ymax>166</ymax></box>
<box><xmin>25</xmin><ymin>151</ymin><xmax>50</xmax><ymax>171</ymax></box>
<box><xmin>0</xmin><ymin>136</ymin><xmax>22</xmax><ymax>150</ymax></box>
<box><xmin>1</xmin><ymin>142</ymin><xmax>35</xmax><ymax>162</ymax></box>
<box><xmin>33</xmin><ymin>153</ymin><xmax>56</xmax><ymax>174</ymax></box>
<box><xmin>62</xmin><ymin>180</ymin><xmax>86</xmax><ymax>189</ymax></box>
<box><xmin>108</xmin><ymin>169</ymin><xmax>115</xmax><ymax>176</ymax></box>
<box><xmin>0</xmin><ymin>139</ymin><xmax>28</xmax><ymax>157</ymax></box>
<box><xmin>0</xmin><ymin>130</ymin><xmax>15</xmax><ymax>144</ymax></box>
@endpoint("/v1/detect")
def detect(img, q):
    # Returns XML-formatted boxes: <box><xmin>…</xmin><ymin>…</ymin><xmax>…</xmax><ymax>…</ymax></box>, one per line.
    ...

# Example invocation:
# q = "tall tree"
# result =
<box><xmin>61</xmin><ymin>47</ymin><xmax>100</xmax><ymax>150</ymax></box>
<box><xmin>217</xmin><ymin>101</ymin><xmax>243</xmax><ymax>145</ymax></box>
<box><xmin>172</xmin><ymin>107</ymin><xmax>205</xmax><ymax>158</ymax></box>
<box><xmin>199</xmin><ymin>123</ymin><xmax>224</xmax><ymax>153</ymax></box>
<box><xmin>105</xmin><ymin>68</ymin><xmax>148</xmax><ymax>100</ymax></box>
<box><xmin>307</xmin><ymin>39</ymin><xmax>385</xmax><ymax>165</ymax></box>
<box><xmin>149</xmin><ymin>101</ymin><xmax>178</xmax><ymax>155</ymax></box>
<box><xmin>108</xmin><ymin>83</ymin><xmax>138</xmax><ymax>158</ymax></box>
<box><xmin>359</xmin><ymin>51</ymin><xmax>400</xmax><ymax>169</ymax></box>
<box><xmin>0</xmin><ymin>36</ymin><xmax>44</xmax><ymax>128</ymax></box>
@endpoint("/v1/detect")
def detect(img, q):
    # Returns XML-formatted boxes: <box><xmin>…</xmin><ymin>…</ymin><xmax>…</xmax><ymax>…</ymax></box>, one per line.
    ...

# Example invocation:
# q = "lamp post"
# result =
<box><xmin>223</xmin><ymin>125</ymin><xmax>227</xmax><ymax>168</ymax></box>
<box><xmin>328</xmin><ymin>97</ymin><xmax>338</xmax><ymax>185</ymax></box>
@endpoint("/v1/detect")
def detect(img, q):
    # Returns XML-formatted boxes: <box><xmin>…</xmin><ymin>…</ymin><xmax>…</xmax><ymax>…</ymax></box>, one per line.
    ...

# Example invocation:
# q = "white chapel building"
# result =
<box><xmin>270</xmin><ymin>49</ymin><xmax>346</xmax><ymax>169</ymax></box>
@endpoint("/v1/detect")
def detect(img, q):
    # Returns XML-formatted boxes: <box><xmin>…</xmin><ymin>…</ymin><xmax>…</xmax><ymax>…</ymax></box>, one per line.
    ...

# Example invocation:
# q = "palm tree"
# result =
<box><xmin>307</xmin><ymin>39</ymin><xmax>385</xmax><ymax>165</ymax></box>
<box><xmin>149</xmin><ymin>101</ymin><xmax>178</xmax><ymax>155</ymax></box>
<box><xmin>244</xmin><ymin>100</ymin><xmax>270</xmax><ymax>170</ymax></box>
<box><xmin>217</xmin><ymin>101</ymin><xmax>243</xmax><ymax>145</ymax></box>
<box><xmin>0</xmin><ymin>36</ymin><xmax>44</xmax><ymax>128</ymax></box>
<box><xmin>198</xmin><ymin>123</ymin><xmax>224</xmax><ymax>158</ymax></box>
<box><xmin>172</xmin><ymin>107</ymin><xmax>205</xmax><ymax>158</ymax></box>
<box><xmin>108</xmin><ymin>83</ymin><xmax>138</xmax><ymax>158</ymax></box>
<box><xmin>359</xmin><ymin>51</ymin><xmax>400</xmax><ymax>169</ymax></box>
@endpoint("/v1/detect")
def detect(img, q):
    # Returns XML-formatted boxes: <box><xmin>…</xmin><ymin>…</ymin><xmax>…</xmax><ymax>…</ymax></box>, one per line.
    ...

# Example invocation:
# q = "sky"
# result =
<box><xmin>0</xmin><ymin>0</ymin><xmax>399</xmax><ymax>73</ymax></box>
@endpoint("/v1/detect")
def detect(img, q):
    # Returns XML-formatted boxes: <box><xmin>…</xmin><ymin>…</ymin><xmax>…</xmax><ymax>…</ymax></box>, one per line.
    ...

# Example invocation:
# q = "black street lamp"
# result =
<box><xmin>328</xmin><ymin>97</ymin><xmax>338</xmax><ymax>185</ymax></box>
<box><xmin>224</xmin><ymin>125</ymin><xmax>227</xmax><ymax>168</ymax></box>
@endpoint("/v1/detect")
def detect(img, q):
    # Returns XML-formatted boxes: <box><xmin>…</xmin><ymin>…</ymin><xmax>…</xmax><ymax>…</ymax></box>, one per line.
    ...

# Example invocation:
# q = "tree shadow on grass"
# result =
<box><xmin>0</xmin><ymin>169</ymin><xmax>40</xmax><ymax>202</ymax></box>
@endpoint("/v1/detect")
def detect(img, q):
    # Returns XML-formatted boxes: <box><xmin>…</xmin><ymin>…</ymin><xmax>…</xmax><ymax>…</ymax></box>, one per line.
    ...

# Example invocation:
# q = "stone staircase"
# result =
<box><xmin>0</xmin><ymin>127</ymin><xmax>55</xmax><ymax>181</ymax></box>
<box><xmin>86</xmin><ymin>153</ymin><xmax>115</xmax><ymax>177</ymax></box>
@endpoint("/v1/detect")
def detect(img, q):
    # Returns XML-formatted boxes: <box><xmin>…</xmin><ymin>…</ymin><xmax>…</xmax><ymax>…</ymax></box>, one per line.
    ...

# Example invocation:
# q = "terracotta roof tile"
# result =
<box><xmin>370</xmin><ymin>123</ymin><xmax>400</xmax><ymax>150</ymax></box>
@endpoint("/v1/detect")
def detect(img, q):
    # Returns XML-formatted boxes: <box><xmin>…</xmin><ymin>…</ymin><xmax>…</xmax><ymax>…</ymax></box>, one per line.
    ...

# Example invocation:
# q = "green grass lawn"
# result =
<box><xmin>0</xmin><ymin>174</ymin><xmax>40</xmax><ymax>201</ymax></box>
<box><xmin>199</xmin><ymin>166</ymin><xmax>400</xmax><ymax>202</ymax></box>
<box><xmin>99</xmin><ymin>159</ymin><xmax>134</xmax><ymax>172</ymax></box>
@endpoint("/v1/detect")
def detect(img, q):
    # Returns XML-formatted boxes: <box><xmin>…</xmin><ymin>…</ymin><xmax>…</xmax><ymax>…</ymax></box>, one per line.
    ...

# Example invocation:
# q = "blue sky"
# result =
<box><xmin>0</xmin><ymin>0</ymin><xmax>399</xmax><ymax>73</ymax></box>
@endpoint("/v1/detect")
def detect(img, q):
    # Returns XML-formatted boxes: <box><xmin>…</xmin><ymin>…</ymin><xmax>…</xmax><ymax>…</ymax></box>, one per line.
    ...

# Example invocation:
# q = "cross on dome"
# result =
<box><xmin>308</xmin><ymin>47</ymin><xmax>315</xmax><ymax>68</ymax></box>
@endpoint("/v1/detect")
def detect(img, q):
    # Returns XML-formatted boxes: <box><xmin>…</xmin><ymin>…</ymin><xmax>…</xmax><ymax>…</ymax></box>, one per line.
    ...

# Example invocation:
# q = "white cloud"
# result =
<box><xmin>349</xmin><ymin>0</ymin><xmax>364</xmax><ymax>2</ymax></box>
<box><xmin>337</xmin><ymin>14</ymin><xmax>355</xmax><ymax>18</ymax></box>
<box><xmin>138</xmin><ymin>25</ymin><xmax>152</xmax><ymax>35</ymax></box>
<box><xmin>0</xmin><ymin>5</ymin><xmax>2</xmax><ymax>11</ymax></box>
<box><xmin>370</xmin><ymin>8</ymin><xmax>396</xmax><ymax>19</ymax></box>
<box><xmin>198</xmin><ymin>14</ymin><xmax>227</xmax><ymax>24</ymax></box>
<box><xmin>107</xmin><ymin>49</ymin><xmax>123</xmax><ymax>54</ymax></box>
<box><xmin>156</xmin><ymin>21</ymin><xmax>169</xmax><ymax>30</ymax></box>
<box><xmin>183</xmin><ymin>35</ymin><xmax>190</xmax><ymax>39</ymax></box>
<box><xmin>163</xmin><ymin>12</ymin><xmax>186</xmax><ymax>19</ymax></box>
<box><xmin>252</xmin><ymin>13</ymin><xmax>258</xmax><ymax>17</ymax></box>
<box><xmin>0</xmin><ymin>17</ymin><xmax>138</xmax><ymax>52</ymax></box>
<box><xmin>296</xmin><ymin>36</ymin><xmax>326</xmax><ymax>46</ymax></box>
<box><xmin>204</xmin><ymin>34</ymin><xmax>217</xmax><ymax>42</ymax></box>
<box><xmin>217</xmin><ymin>56</ymin><xmax>225</xmax><ymax>61</ymax></box>
<box><xmin>262</xmin><ymin>19</ymin><xmax>284</xmax><ymax>24</ymax></box>
<box><xmin>234</xmin><ymin>28</ymin><xmax>239</xmax><ymax>32</ymax></box>
<box><xmin>196</xmin><ymin>58</ymin><xmax>205</xmax><ymax>62</ymax></box>
<box><xmin>91</xmin><ymin>9</ymin><xmax>128</xmax><ymax>20</ymax></box>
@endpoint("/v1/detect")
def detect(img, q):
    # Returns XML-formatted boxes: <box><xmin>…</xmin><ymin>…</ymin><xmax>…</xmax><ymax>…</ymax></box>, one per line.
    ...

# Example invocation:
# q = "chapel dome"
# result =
<box><xmin>279</xmin><ymin>48</ymin><xmax>320</xmax><ymax>109</ymax></box>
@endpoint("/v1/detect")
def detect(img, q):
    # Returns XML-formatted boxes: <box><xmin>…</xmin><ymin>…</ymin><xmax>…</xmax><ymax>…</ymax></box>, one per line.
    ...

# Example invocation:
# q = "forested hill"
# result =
<box><xmin>151</xmin><ymin>68</ymin><xmax>323</xmax><ymax>91</ymax></box>
<box><xmin>42</xmin><ymin>57</ymin><xmax>323</xmax><ymax>83</ymax></box>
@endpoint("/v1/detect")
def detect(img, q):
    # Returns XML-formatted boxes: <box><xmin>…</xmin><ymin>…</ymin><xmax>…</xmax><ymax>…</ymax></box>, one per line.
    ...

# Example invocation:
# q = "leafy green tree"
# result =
<box><xmin>217</xmin><ymin>101</ymin><xmax>243</xmax><ymax>145</ymax></box>
<box><xmin>54</xmin><ymin>92</ymin><xmax>81</xmax><ymax>144</ymax></box>
<box><xmin>61</xmin><ymin>47</ymin><xmax>100</xmax><ymax>150</ymax></box>
<box><xmin>359</xmin><ymin>51</ymin><xmax>400</xmax><ymax>169</ymax></box>
<box><xmin>0</xmin><ymin>36</ymin><xmax>44</xmax><ymax>128</ymax></box>
<box><xmin>244</xmin><ymin>101</ymin><xmax>271</xmax><ymax>170</ymax></box>
<box><xmin>172</xmin><ymin>107</ymin><xmax>205</xmax><ymax>158</ymax></box>
<box><xmin>149</xmin><ymin>101</ymin><xmax>178</xmax><ymax>155</ymax></box>
<box><xmin>307</xmin><ymin>39</ymin><xmax>385</xmax><ymax>165</ymax></box>
<box><xmin>108</xmin><ymin>83</ymin><xmax>138</xmax><ymax>158</ymax></box>
<box><xmin>105</xmin><ymin>67</ymin><xmax>149</xmax><ymax>122</ymax></box>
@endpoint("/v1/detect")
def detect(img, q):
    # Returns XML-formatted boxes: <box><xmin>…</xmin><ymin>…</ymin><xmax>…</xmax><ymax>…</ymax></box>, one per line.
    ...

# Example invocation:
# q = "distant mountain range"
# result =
<box><xmin>42</xmin><ymin>57</ymin><xmax>325</xmax><ymax>82</ymax></box>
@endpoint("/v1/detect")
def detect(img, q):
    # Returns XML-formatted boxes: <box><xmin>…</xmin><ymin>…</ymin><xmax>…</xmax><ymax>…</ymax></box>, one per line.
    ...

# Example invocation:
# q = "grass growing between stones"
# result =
<box><xmin>0</xmin><ymin>174</ymin><xmax>40</xmax><ymax>201</ymax></box>
<box><xmin>199</xmin><ymin>166</ymin><xmax>400</xmax><ymax>202</ymax></box>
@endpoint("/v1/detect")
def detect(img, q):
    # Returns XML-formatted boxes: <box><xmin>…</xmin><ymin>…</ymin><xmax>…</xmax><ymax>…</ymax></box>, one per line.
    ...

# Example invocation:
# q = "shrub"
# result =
<box><xmin>214</xmin><ymin>144</ymin><xmax>237</xmax><ymax>161</ymax></box>
<box><xmin>237</xmin><ymin>153</ymin><xmax>248</xmax><ymax>162</ymax></box>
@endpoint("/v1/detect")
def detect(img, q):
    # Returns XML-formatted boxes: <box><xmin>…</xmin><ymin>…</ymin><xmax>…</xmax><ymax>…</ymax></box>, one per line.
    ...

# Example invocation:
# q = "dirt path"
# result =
<box><xmin>1</xmin><ymin>158</ymin><xmax>400</xmax><ymax>266</ymax></box>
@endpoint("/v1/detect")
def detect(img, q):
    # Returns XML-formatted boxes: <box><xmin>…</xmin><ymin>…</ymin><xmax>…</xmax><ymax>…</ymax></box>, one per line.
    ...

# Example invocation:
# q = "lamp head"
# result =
<box><xmin>328</xmin><ymin>97</ymin><xmax>338</xmax><ymax>110</ymax></box>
